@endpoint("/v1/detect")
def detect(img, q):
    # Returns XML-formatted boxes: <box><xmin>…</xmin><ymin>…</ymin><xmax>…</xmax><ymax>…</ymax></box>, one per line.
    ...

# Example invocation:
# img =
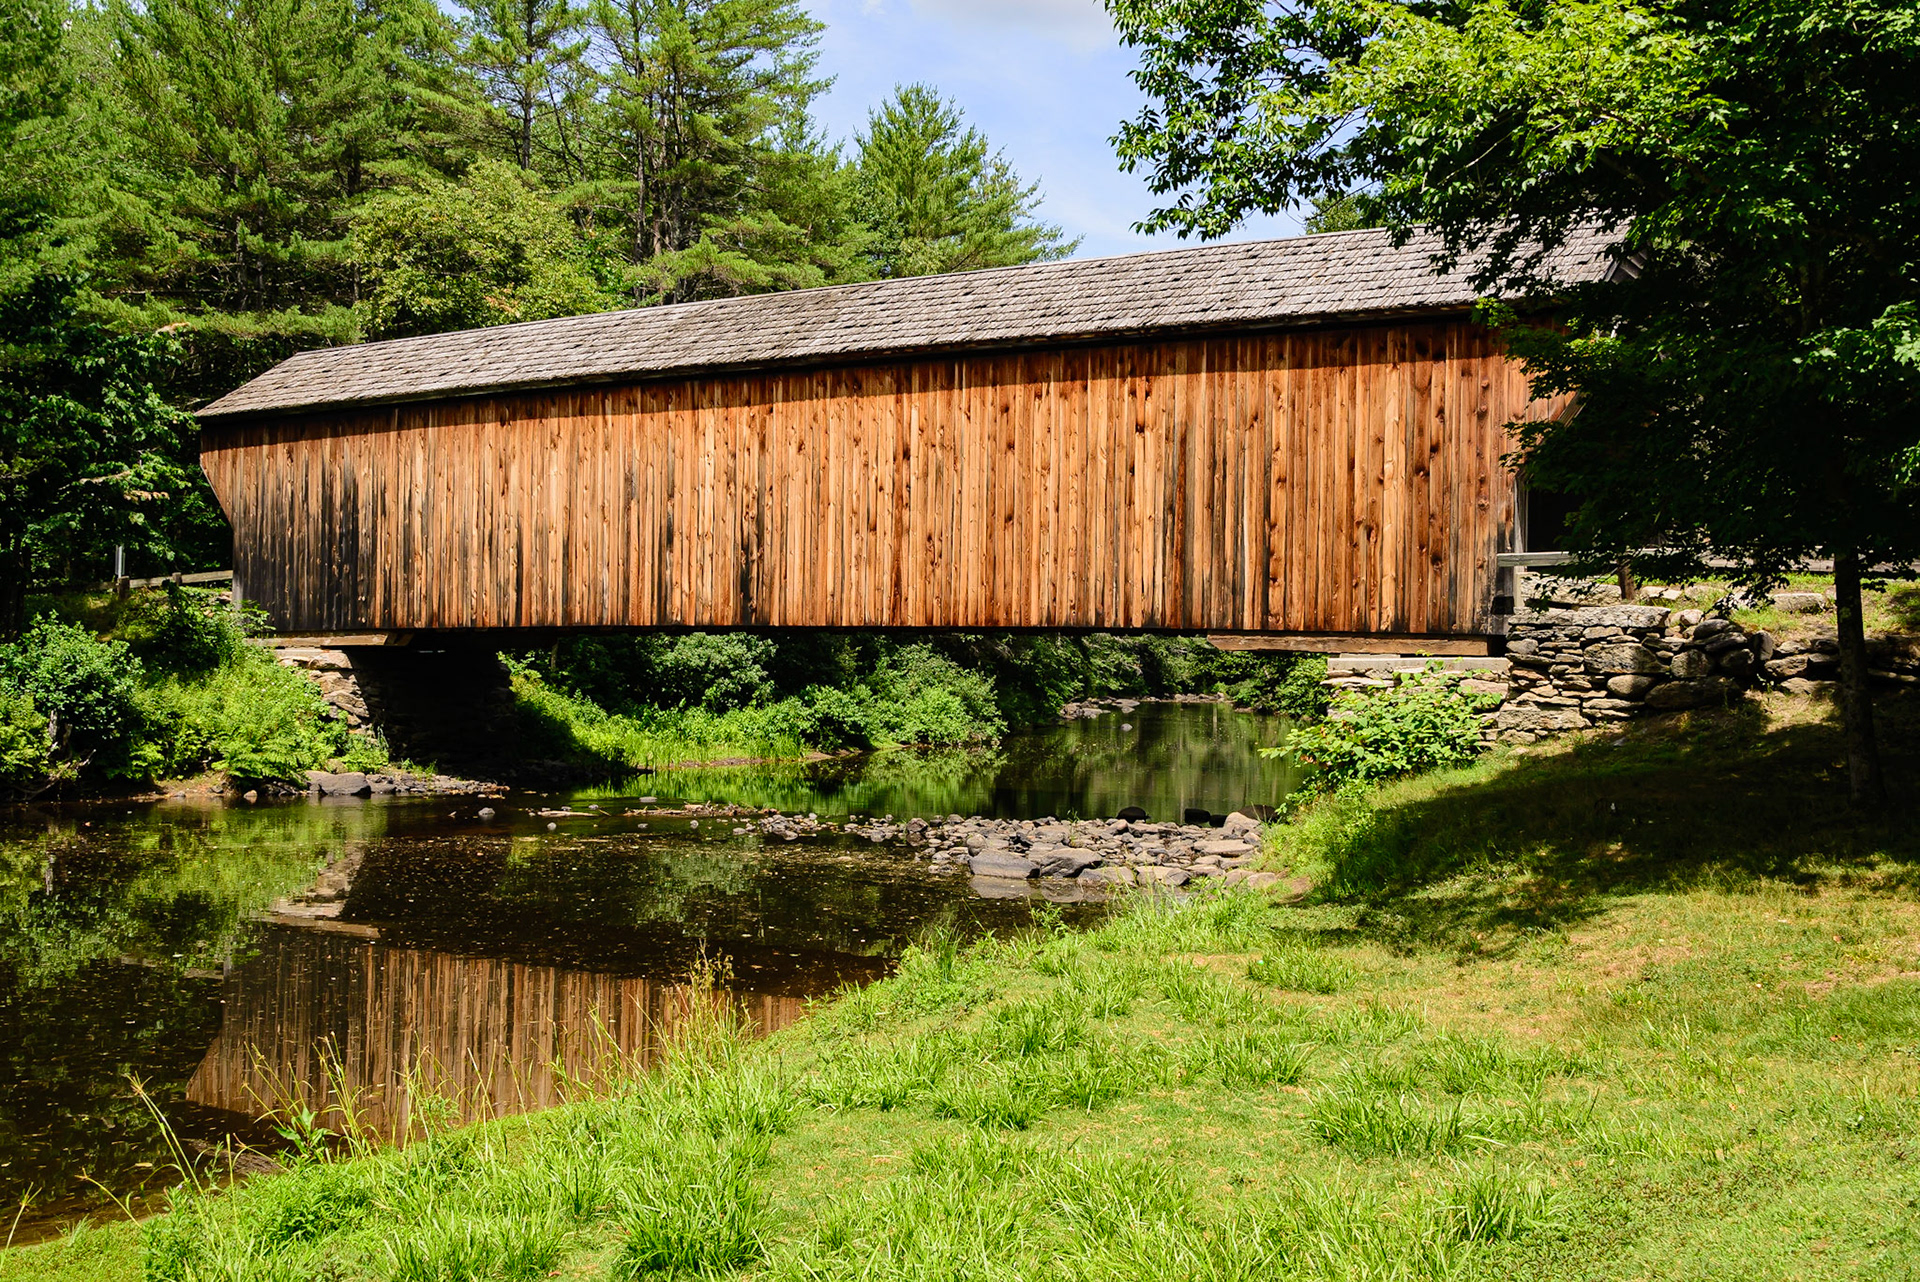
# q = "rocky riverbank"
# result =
<box><xmin>748</xmin><ymin>808</ymin><xmax>1287</xmax><ymax>891</ymax></box>
<box><xmin>304</xmin><ymin>769</ymin><xmax>502</xmax><ymax>798</ymax></box>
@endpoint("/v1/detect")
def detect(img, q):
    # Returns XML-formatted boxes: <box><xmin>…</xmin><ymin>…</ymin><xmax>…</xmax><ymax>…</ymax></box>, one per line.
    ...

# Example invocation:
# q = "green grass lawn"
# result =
<box><xmin>9</xmin><ymin>692</ymin><xmax>1917</xmax><ymax>1281</ymax></box>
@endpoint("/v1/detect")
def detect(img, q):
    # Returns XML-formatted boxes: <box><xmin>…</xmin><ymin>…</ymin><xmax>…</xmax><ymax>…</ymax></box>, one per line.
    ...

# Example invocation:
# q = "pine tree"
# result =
<box><xmin>100</xmin><ymin>0</ymin><xmax>472</xmax><ymax>389</ymax></box>
<box><xmin>458</xmin><ymin>0</ymin><xmax>591</xmax><ymax>173</ymax></box>
<box><xmin>584</xmin><ymin>0</ymin><xmax>857</xmax><ymax>302</ymax></box>
<box><xmin>853</xmin><ymin>84</ymin><xmax>1076</xmax><ymax>279</ymax></box>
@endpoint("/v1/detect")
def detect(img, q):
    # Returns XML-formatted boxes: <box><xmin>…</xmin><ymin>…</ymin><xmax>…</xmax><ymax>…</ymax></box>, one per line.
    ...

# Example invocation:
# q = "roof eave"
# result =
<box><xmin>195</xmin><ymin>300</ymin><xmax>1506</xmax><ymax>424</ymax></box>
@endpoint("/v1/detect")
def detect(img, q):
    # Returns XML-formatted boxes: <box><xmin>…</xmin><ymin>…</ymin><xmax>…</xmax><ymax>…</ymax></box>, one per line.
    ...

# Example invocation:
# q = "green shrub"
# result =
<box><xmin>117</xmin><ymin>584</ymin><xmax>253</xmax><ymax>674</ymax></box>
<box><xmin>865</xmin><ymin>644</ymin><xmax>1004</xmax><ymax>745</ymax></box>
<box><xmin>1216</xmin><ymin>652</ymin><xmax>1331</xmax><ymax>718</ymax></box>
<box><xmin>139</xmin><ymin>646</ymin><xmax>346</xmax><ymax>781</ymax></box>
<box><xmin>1270</xmin><ymin>667</ymin><xmax>1497</xmax><ymax>787</ymax></box>
<box><xmin>0</xmin><ymin>687</ymin><xmax>51</xmax><ymax>788</ymax></box>
<box><xmin>0</xmin><ymin>615</ymin><xmax>146</xmax><ymax>775</ymax></box>
<box><xmin>632</xmin><ymin>632</ymin><xmax>778</xmax><ymax>712</ymax></box>
<box><xmin>789</xmin><ymin>685</ymin><xmax>873</xmax><ymax>751</ymax></box>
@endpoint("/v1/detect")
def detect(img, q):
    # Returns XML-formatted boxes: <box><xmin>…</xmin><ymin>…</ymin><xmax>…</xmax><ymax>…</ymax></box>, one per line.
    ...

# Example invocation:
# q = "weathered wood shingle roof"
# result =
<box><xmin>199</xmin><ymin>225</ymin><xmax>1617</xmax><ymax>420</ymax></box>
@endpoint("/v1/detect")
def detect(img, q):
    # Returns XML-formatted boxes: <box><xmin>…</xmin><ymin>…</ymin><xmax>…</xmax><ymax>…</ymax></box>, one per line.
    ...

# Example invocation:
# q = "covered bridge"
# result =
<box><xmin>198</xmin><ymin>227</ymin><xmax>1612</xmax><ymax>644</ymax></box>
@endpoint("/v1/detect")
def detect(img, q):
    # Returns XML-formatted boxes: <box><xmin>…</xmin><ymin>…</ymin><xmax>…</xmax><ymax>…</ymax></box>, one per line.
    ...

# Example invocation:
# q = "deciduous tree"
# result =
<box><xmin>1110</xmin><ymin>0</ymin><xmax>1920</xmax><ymax>802</ymax></box>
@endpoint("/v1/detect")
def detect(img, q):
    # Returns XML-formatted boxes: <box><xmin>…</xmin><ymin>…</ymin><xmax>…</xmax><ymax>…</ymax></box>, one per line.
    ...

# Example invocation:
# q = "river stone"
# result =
<box><xmin>1139</xmin><ymin>865</ymin><xmax>1191</xmax><ymax>887</ymax></box>
<box><xmin>1605</xmin><ymin>674</ymin><xmax>1659</xmax><ymax>698</ymax></box>
<box><xmin>969</xmin><ymin>851</ymin><xmax>1038</xmax><ymax>879</ymax></box>
<box><xmin>1196</xmin><ymin>839</ymin><xmax>1254</xmax><ymax>857</ymax></box>
<box><xmin>1033</xmin><ymin>849</ymin><xmax>1102</xmax><ymax>878</ymax></box>
<box><xmin>1717</xmin><ymin>648</ymin><xmax>1756</xmax><ymax>677</ymax></box>
<box><xmin>307</xmin><ymin>770</ymin><xmax>371</xmax><ymax>796</ymax></box>
<box><xmin>1766</xmin><ymin>654</ymin><xmax>1809</xmax><ymax>679</ymax></box>
<box><xmin>1584</xmin><ymin>642</ymin><xmax>1663</xmax><ymax>676</ymax></box>
<box><xmin>970</xmin><ymin>875</ymin><xmax>1032</xmax><ymax>900</ymax></box>
<box><xmin>1221</xmin><ymin>812</ymin><xmax>1261</xmax><ymax>836</ymax></box>
<box><xmin>1079</xmin><ymin>865</ymin><xmax>1136</xmax><ymax>886</ymax></box>
<box><xmin>1644</xmin><ymin>677</ymin><xmax>1734</xmax><ymax>710</ymax></box>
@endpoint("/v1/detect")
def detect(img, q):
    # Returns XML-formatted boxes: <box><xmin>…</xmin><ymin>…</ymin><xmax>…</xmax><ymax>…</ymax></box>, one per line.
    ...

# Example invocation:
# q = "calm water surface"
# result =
<box><xmin>0</xmin><ymin>702</ymin><xmax>1297</xmax><ymax>1239</ymax></box>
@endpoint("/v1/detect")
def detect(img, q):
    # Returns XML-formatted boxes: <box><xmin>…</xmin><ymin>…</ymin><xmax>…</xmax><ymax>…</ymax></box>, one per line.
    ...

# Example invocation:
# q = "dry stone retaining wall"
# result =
<box><xmin>1325</xmin><ymin>604</ymin><xmax>1919</xmax><ymax>745</ymax></box>
<box><xmin>1489</xmin><ymin>605</ymin><xmax>1771</xmax><ymax>742</ymax></box>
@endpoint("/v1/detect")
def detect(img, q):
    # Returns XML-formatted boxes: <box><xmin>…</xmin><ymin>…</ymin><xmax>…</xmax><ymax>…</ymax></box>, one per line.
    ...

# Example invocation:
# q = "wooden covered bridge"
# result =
<box><xmin>198</xmin><ymin>227</ymin><xmax>1611</xmax><ymax>648</ymax></box>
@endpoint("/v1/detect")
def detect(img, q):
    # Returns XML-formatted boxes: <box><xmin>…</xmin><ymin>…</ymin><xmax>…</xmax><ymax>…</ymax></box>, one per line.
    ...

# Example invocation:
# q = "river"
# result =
<box><xmin>0</xmin><ymin>701</ymin><xmax>1297</xmax><ymax>1241</ymax></box>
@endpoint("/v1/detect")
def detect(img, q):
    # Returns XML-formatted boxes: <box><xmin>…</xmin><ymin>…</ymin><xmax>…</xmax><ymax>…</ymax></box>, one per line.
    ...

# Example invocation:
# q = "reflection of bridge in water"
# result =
<box><xmin>187</xmin><ymin>921</ymin><xmax>806</xmax><ymax>1137</ymax></box>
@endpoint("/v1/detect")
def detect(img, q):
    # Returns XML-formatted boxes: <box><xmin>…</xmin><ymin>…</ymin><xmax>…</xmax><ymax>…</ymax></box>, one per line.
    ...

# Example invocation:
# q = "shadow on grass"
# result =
<box><xmin>1887</xmin><ymin>585</ymin><xmax>1920</xmax><ymax>633</ymax></box>
<box><xmin>1287</xmin><ymin>692</ymin><xmax>1920</xmax><ymax>955</ymax></box>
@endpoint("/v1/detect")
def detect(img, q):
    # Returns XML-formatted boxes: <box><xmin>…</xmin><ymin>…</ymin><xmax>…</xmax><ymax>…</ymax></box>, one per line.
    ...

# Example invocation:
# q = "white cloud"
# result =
<box><xmin>904</xmin><ymin>0</ymin><xmax>1116</xmax><ymax>52</ymax></box>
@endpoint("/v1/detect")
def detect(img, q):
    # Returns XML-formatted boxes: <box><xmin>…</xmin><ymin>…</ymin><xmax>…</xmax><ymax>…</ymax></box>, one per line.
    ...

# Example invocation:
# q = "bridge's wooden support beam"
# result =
<box><xmin>1207</xmin><ymin>634</ymin><xmax>1494</xmax><ymax>656</ymax></box>
<box><xmin>261</xmin><ymin>632</ymin><xmax>415</xmax><ymax>648</ymax></box>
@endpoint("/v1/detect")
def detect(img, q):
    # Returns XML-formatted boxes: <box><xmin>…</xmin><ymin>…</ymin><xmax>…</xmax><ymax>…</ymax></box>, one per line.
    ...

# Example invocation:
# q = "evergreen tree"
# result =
<box><xmin>853</xmin><ymin>84</ymin><xmax>1076</xmax><ymax>279</ymax></box>
<box><xmin>458</xmin><ymin>0</ymin><xmax>591</xmax><ymax>173</ymax></box>
<box><xmin>100</xmin><ymin>0</ymin><xmax>472</xmax><ymax>390</ymax></box>
<box><xmin>584</xmin><ymin>0</ymin><xmax>859</xmax><ymax>302</ymax></box>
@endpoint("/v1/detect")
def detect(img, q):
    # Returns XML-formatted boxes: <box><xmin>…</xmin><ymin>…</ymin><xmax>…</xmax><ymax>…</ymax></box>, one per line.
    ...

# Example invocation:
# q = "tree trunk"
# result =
<box><xmin>1832</xmin><ymin>551</ymin><xmax>1887</xmax><ymax>806</ymax></box>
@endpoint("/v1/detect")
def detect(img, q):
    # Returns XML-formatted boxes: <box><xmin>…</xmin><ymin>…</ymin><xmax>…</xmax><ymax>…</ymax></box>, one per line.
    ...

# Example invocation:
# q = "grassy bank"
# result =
<box><xmin>8</xmin><ymin>692</ymin><xmax>1915</xmax><ymax>1281</ymax></box>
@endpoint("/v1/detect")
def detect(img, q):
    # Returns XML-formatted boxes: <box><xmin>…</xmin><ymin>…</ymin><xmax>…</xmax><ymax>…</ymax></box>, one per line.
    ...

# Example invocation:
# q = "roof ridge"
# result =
<box><xmin>268</xmin><ymin>230</ymin><xmax>1390</xmax><ymax>365</ymax></box>
<box><xmin>201</xmin><ymin>225</ymin><xmax>1613</xmax><ymax>421</ymax></box>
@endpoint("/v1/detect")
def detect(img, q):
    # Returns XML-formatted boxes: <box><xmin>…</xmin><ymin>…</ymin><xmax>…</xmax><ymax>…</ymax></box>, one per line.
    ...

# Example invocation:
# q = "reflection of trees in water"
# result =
<box><xmin>0</xmin><ymin>810</ymin><xmax>345</xmax><ymax>986</ymax></box>
<box><xmin>346</xmin><ymin>834</ymin><xmax>1038</xmax><ymax>972</ymax></box>
<box><xmin>648</xmin><ymin>703</ymin><xmax>1300</xmax><ymax>820</ymax></box>
<box><xmin>0</xmin><ymin>804</ymin><xmax>361</xmax><ymax>1224</ymax></box>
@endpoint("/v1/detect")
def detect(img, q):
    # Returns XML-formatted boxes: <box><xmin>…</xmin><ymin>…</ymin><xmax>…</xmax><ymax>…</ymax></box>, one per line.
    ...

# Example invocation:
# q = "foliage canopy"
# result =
<box><xmin>1109</xmin><ymin>0</ymin><xmax>1920</xmax><ymax>800</ymax></box>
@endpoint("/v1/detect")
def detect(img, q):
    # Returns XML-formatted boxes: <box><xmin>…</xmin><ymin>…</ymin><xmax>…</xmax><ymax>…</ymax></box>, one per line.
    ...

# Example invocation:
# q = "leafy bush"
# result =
<box><xmin>1215</xmin><ymin>652</ymin><xmax>1331</xmax><ymax>718</ymax></box>
<box><xmin>786</xmin><ymin>686</ymin><xmax>872</xmax><ymax>752</ymax></box>
<box><xmin>865</xmin><ymin>644</ymin><xmax>1004</xmax><ymax>745</ymax></box>
<box><xmin>0</xmin><ymin>686</ymin><xmax>51</xmax><ymax>788</ymax></box>
<box><xmin>118</xmin><ymin>584</ymin><xmax>253</xmax><ymax>674</ymax></box>
<box><xmin>645</xmin><ymin>633</ymin><xmax>779</xmax><ymax>712</ymax></box>
<box><xmin>1271</xmin><ymin>668</ymin><xmax>1497</xmax><ymax>787</ymax></box>
<box><xmin>139</xmin><ymin>647</ymin><xmax>347</xmax><ymax>781</ymax></box>
<box><xmin>1079</xmin><ymin>634</ymin><xmax>1214</xmax><ymax>697</ymax></box>
<box><xmin>0</xmin><ymin>615</ymin><xmax>146</xmax><ymax>775</ymax></box>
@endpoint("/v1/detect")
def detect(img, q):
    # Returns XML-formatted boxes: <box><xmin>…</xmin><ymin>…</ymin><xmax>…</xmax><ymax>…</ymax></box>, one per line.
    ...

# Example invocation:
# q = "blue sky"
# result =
<box><xmin>803</xmin><ymin>0</ymin><xmax>1302</xmax><ymax>259</ymax></box>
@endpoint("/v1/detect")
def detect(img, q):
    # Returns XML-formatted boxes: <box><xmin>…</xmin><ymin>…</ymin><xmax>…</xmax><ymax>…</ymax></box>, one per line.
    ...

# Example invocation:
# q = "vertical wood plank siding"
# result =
<box><xmin>201</xmin><ymin>318</ymin><xmax>1559</xmax><ymax>635</ymax></box>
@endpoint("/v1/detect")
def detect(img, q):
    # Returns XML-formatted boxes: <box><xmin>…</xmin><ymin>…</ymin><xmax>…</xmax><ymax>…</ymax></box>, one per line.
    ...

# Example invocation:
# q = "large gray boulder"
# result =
<box><xmin>1584</xmin><ymin>643</ymin><xmax>1663</xmax><ymax>676</ymax></box>
<box><xmin>306</xmin><ymin>771</ymin><xmax>371</xmax><ymax>796</ymax></box>
<box><xmin>1644</xmin><ymin>677</ymin><xmax>1735</xmax><ymax>710</ymax></box>
<box><xmin>1032</xmin><ymin>849</ymin><xmax>1102</xmax><ymax>878</ymax></box>
<box><xmin>969</xmin><ymin>851</ymin><xmax>1038</xmax><ymax>879</ymax></box>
